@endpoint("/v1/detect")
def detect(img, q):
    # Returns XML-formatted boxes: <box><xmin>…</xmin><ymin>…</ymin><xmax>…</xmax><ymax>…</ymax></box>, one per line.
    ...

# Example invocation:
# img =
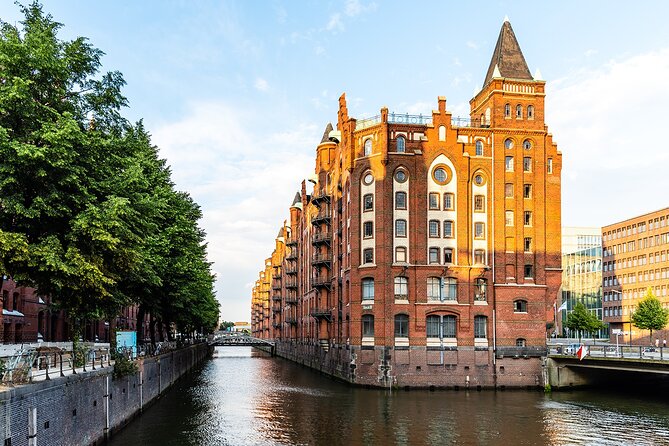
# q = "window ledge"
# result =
<box><xmin>394</xmin><ymin>299</ymin><xmax>409</xmax><ymax>305</ymax></box>
<box><xmin>474</xmin><ymin>301</ymin><xmax>488</xmax><ymax>305</ymax></box>
<box><xmin>359</xmin><ymin>264</ymin><xmax>377</xmax><ymax>269</ymax></box>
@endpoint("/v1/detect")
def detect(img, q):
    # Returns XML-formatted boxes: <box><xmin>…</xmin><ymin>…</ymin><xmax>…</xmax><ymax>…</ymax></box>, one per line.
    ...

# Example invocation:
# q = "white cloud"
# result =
<box><xmin>345</xmin><ymin>0</ymin><xmax>377</xmax><ymax>16</ymax></box>
<box><xmin>466</xmin><ymin>41</ymin><xmax>479</xmax><ymax>50</ymax></box>
<box><xmin>254</xmin><ymin>77</ymin><xmax>269</xmax><ymax>91</ymax></box>
<box><xmin>547</xmin><ymin>48</ymin><xmax>669</xmax><ymax>226</ymax></box>
<box><xmin>152</xmin><ymin>102</ymin><xmax>317</xmax><ymax>321</ymax></box>
<box><xmin>326</xmin><ymin>13</ymin><xmax>344</xmax><ymax>32</ymax></box>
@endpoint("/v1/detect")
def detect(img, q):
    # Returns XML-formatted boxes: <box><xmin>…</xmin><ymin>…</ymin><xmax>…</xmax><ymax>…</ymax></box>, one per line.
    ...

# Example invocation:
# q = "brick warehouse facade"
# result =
<box><xmin>251</xmin><ymin>20</ymin><xmax>562</xmax><ymax>388</ymax></box>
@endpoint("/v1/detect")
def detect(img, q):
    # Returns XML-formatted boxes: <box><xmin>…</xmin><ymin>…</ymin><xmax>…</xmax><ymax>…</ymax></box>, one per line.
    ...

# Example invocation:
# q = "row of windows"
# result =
<box><xmin>429</xmin><ymin>192</ymin><xmax>455</xmax><ymax>210</ymax></box>
<box><xmin>603</xmin><ymin>233</ymin><xmax>669</xmax><ymax>257</ymax></box>
<box><xmin>505</xmin><ymin>210</ymin><xmax>533</xmax><ymax>226</ymax></box>
<box><xmin>504</xmin><ymin>103</ymin><xmax>534</xmax><ymax>120</ymax></box>
<box><xmin>604</xmin><ymin>268</ymin><xmax>669</xmax><ymax>286</ymax></box>
<box><xmin>363</xmin><ymin>191</ymin><xmax>408</xmax><ymax>211</ymax></box>
<box><xmin>505</xmin><ymin>156</ymin><xmax>534</xmax><ymax>172</ymax></box>
<box><xmin>426</xmin><ymin>220</ymin><xmax>455</xmax><ymax>238</ymax></box>
<box><xmin>604</xmin><ymin>286</ymin><xmax>669</xmax><ymax>302</ymax></box>
<box><xmin>505</xmin><ymin>183</ymin><xmax>533</xmax><ymax>198</ymax></box>
<box><xmin>604</xmin><ymin>252</ymin><xmax>668</xmax><ymax>271</ymax></box>
<box><xmin>604</xmin><ymin>216</ymin><xmax>669</xmax><ymax>241</ymax></box>
<box><xmin>362</xmin><ymin>314</ymin><xmax>490</xmax><ymax>338</ymax></box>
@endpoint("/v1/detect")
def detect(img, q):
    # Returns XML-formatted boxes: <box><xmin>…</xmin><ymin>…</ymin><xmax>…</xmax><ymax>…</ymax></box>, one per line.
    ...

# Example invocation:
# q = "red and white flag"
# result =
<box><xmin>576</xmin><ymin>344</ymin><xmax>588</xmax><ymax>361</ymax></box>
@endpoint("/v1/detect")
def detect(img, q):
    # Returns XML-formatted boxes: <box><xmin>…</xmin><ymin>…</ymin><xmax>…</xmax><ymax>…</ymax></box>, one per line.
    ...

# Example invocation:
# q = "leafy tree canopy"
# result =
<box><xmin>564</xmin><ymin>302</ymin><xmax>604</xmax><ymax>341</ymax></box>
<box><xmin>632</xmin><ymin>287</ymin><xmax>669</xmax><ymax>340</ymax></box>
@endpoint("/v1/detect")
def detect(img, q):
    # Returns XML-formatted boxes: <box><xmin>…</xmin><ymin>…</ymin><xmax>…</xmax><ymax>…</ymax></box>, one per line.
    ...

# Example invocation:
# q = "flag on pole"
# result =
<box><xmin>577</xmin><ymin>344</ymin><xmax>588</xmax><ymax>361</ymax></box>
<box><xmin>557</xmin><ymin>300</ymin><xmax>568</xmax><ymax>312</ymax></box>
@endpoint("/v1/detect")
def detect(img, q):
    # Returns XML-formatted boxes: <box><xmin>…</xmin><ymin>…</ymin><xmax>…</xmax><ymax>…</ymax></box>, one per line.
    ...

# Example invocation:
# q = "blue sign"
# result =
<box><xmin>116</xmin><ymin>330</ymin><xmax>137</xmax><ymax>358</ymax></box>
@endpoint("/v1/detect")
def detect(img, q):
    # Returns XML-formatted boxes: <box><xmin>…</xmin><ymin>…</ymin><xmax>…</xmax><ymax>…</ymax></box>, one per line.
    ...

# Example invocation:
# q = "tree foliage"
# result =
<box><xmin>564</xmin><ymin>302</ymin><xmax>605</xmax><ymax>342</ymax></box>
<box><xmin>0</xmin><ymin>2</ymin><xmax>219</xmax><ymax>342</ymax></box>
<box><xmin>632</xmin><ymin>287</ymin><xmax>669</xmax><ymax>341</ymax></box>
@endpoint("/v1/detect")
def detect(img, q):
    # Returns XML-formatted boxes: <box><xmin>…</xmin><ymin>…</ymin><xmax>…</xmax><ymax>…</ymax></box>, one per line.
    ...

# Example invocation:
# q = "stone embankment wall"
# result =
<box><xmin>274</xmin><ymin>341</ymin><xmax>545</xmax><ymax>389</ymax></box>
<box><xmin>0</xmin><ymin>343</ymin><xmax>211</xmax><ymax>446</ymax></box>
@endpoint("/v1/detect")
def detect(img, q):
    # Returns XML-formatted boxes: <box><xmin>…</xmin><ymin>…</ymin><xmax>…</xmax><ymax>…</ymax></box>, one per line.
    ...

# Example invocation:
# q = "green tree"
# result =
<box><xmin>564</xmin><ymin>302</ymin><xmax>605</xmax><ymax>343</ymax></box>
<box><xmin>219</xmin><ymin>321</ymin><xmax>235</xmax><ymax>331</ymax></box>
<box><xmin>631</xmin><ymin>287</ymin><xmax>669</xmax><ymax>343</ymax></box>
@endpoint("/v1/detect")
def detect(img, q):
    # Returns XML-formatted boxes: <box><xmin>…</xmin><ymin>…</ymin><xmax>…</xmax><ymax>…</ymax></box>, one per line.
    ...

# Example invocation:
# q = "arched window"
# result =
<box><xmin>504</xmin><ymin>103</ymin><xmax>511</xmax><ymax>117</ymax></box>
<box><xmin>475</xmin><ymin>140</ymin><xmax>483</xmax><ymax>156</ymax></box>
<box><xmin>362</xmin><ymin>315</ymin><xmax>374</xmax><ymax>337</ymax></box>
<box><xmin>514</xmin><ymin>299</ymin><xmax>528</xmax><ymax>313</ymax></box>
<box><xmin>394</xmin><ymin>276</ymin><xmax>408</xmax><ymax>299</ymax></box>
<box><xmin>395</xmin><ymin>219</ymin><xmax>407</xmax><ymax>237</ymax></box>
<box><xmin>439</xmin><ymin>125</ymin><xmax>446</xmax><ymax>141</ymax></box>
<box><xmin>527</xmin><ymin>105</ymin><xmax>534</xmax><ymax>119</ymax></box>
<box><xmin>427</xmin><ymin>277</ymin><xmax>457</xmax><ymax>301</ymax></box>
<box><xmin>396</xmin><ymin>136</ymin><xmax>405</xmax><ymax>153</ymax></box>
<box><xmin>516</xmin><ymin>104</ymin><xmax>522</xmax><ymax>118</ymax></box>
<box><xmin>504</xmin><ymin>138</ymin><xmax>514</xmax><ymax>149</ymax></box>
<box><xmin>426</xmin><ymin>315</ymin><xmax>457</xmax><ymax>339</ymax></box>
<box><xmin>394</xmin><ymin>314</ymin><xmax>409</xmax><ymax>338</ymax></box>
<box><xmin>361</xmin><ymin>278</ymin><xmax>374</xmax><ymax>301</ymax></box>
<box><xmin>479</xmin><ymin>114</ymin><xmax>485</xmax><ymax>126</ymax></box>
<box><xmin>364</xmin><ymin>138</ymin><xmax>372</xmax><ymax>156</ymax></box>
<box><xmin>516</xmin><ymin>338</ymin><xmax>526</xmax><ymax>347</ymax></box>
<box><xmin>443</xmin><ymin>220</ymin><xmax>454</xmax><ymax>238</ymax></box>
<box><xmin>523</xmin><ymin>139</ymin><xmax>532</xmax><ymax>150</ymax></box>
<box><xmin>429</xmin><ymin>220</ymin><xmax>440</xmax><ymax>238</ymax></box>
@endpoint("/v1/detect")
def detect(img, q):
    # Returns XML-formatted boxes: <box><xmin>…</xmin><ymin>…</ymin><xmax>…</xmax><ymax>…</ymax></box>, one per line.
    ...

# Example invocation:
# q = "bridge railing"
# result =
<box><xmin>549</xmin><ymin>344</ymin><xmax>669</xmax><ymax>361</ymax></box>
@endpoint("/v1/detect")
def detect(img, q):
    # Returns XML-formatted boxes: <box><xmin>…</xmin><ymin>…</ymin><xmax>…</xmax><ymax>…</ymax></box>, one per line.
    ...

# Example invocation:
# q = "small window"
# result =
<box><xmin>505</xmin><ymin>183</ymin><xmax>514</xmax><ymax>198</ymax></box>
<box><xmin>429</xmin><ymin>220</ymin><xmax>440</xmax><ymax>238</ymax></box>
<box><xmin>474</xmin><ymin>316</ymin><xmax>487</xmax><ymax>338</ymax></box>
<box><xmin>527</xmin><ymin>105</ymin><xmax>534</xmax><ymax>119</ymax></box>
<box><xmin>474</xmin><ymin>222</ymin><xmax>485</xmax><ymax>239</ymax></box>
<box><xmin>429</xmin><ymin>193</ymin><xmax>440</xmax><ymax>210</ymax></box>
<box><xmin>504</xmin><ymin>103</ymin><xmax>511</xmax><ymax>117</ymax></box>
<box><xmin>362</xmin><ymin>172</ymin><xmax>374</xmax><ymax>185</ymax></box>
<box><xmin>475</xmin><ymin>140</ymin><xmax>483</xmax><ymax>156</ymax></box>
<box><xmin>363</xmin><ymin>194</ymin><xmax>373</xmax><ymax>211</ymax></box>
<box><xmin>363</xmin><ymin>248</ymin><xmax>374</xmax><ymax>264</ymax></box>
<box><xmin>394</xmin><ymin>169</ymin><xmax>407</xmax><ymax>183</ymax></box>
<box><xmin>364</xmin><ymin>139</ymin><xmax>372</xmax><ymax>156</ymax></box>
<box><xmin>523</xmin><ymin>157</ymin><xmax>532</xmax><ymax>172</ymax></box>
<box><xmin>505</xmin><ymin>210</ymin><xmax>514</xmax><ymax>226</ymax></box>
<box><xmin>474</xmin><ymin>249</ymin><xmax>486</xmax><ymax>265</ymax></box>
<box><xmin>516</xmin><ymin>104</ymin><xmax>522</xmax><ymax>118</ymax></box>
<box><xmin>524</xmin><ymin>211</ymin><xmax>532</xmax><ymax>226</ymax></box>
<box><xmin>362</xmin><ymin>314</ymin><xmax>374</xmax><ymax>336</ymax></box>
<box><xmin>394</xmin><ymin>276</ymin><xmax>408</xmax><ymax>300</ymax></box>
<box><xmin>474</xmin><ymin>174</ymin><xmax>484</xmax><ymax>186</ymax></box>
<box><xmin>443</xmin><ymin>220</ymin><xmax>454</xmax><ymax>238</ymax></box>
<box><xmin>429</xmin><ymin>247</ymin><xmax>440</xmax><ymax>264</ymax></box>
<box><xmin>439</xmin><ymin>125</ymin><xmax>446</xmax><ymax>141</ymax></box>
<box><xmin>524</xmin><ymin>237</ymin><xmax>532</xmax><ymax>252</ymax></box>
<box><xmin>514</xmin><ymin>299</ymin><xmax>528</xmax><ymax>313</ymax></box>
<box><xmin>504</xmin><ymin>138</ymin><xmax>514</xmax><ymax>149</ymax></box>
<box><xmin>516</xmin><ymin>338</ymin><xmax>526</xmax><ymax>347</ymax></box>
<box><xmin>443</xmin><ymin>248</ymin><xmax>453</xmax><ymax>264</ymax></box>
<box><xmin>443</xmin><ymin>193</ymin><xmax>454</xmax><ymax>210</ymax></box>
<box><xmin>394</xmin><ymin>314</ymin><xmax>409</xmax><ymax>338</ymax></box>
<box><xmin>524</xmin><ymin>264</ymin><xmax>534</xmax><ymax>278</ymax></box>
<box><xmin>433</xmin><ymin>166</ymin><xmax>450</xmax><ymax>185</ymax></box>
<box><xmin>395</xmin><ymin>246</ymin><xmax>407</xmax><ymax>263</ymax></box>
<box><xmin>396</xmin><ymin>136</ymin><xmax>406</xmax><ymax>153</ymax></box>
<box><xmin>395</xmin><ymin>219</ymin><xmax>407</xmax><ymax>237</ymax></box>
<box><xmin>363</xmin><ymin>221</ymin><xmax>373</xmax><ymax>238</ymax></box>
<box><xmin>505</xmin><ymin>156</ymin><xmax>514</xmax><ymax>171</ymax></box>
<box><xmin>523</xmin><ymin>139</ymin><xmax>532</xmax><ymax>150</ymax></box>
<box><xmin>362</xmin><ymin>278</ymin><xmax>374</xmax><ymax>301</ymax></box>
<box><xmin>395</xmin><ymin>191</ymin><xmax>407</xmax><ymax>209</ymax></box>
<box><xmin>475</xmin><ymin>278</ymin><xmax>487</xmax><ymax>301</ymax></box>
<box><xmin>474</xmin><ymin>195</ymin><xmax>485</xmax><ymax>211</ymax></box>
<box><xmin>523</xmin><ymin>184</ymin><xmax>532</xmax><ymax>199</ymax></box>
<box><xmin>547</xmin><ymin>158</ymin><xmax>553</xmax><ymax>174</ymax></box>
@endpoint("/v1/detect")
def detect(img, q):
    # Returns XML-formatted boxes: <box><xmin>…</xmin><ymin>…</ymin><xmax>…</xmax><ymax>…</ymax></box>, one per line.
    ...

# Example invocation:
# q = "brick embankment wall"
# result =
<box><xmin>273</xmin><ymin>341</ymin><xmax>544</xmax><ymax>389</ymax></box>
<box><xmin>0</xmin><ymin>343</ymin><xmax>212</xmax><ymax>446</ymax></box>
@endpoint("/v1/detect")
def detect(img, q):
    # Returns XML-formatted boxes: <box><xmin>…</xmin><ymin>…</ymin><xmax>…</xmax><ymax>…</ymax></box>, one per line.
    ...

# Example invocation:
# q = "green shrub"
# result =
<box><xmin>113</xmin><ymin>354</ymin><xmax>138</xmax><ymax>379</ymax></box>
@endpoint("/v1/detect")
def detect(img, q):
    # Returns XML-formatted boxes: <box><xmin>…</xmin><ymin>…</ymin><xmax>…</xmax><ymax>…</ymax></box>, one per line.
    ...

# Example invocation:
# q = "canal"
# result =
<box><xmin>108</xmin><ymin>347</ymin><xmax>669</xmax><ymax>445</ymax></box>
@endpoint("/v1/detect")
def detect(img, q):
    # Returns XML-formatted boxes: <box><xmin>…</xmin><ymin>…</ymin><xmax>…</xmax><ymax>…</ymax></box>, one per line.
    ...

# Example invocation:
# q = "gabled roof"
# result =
<box><xmin>483</xmin><ymin>20</ymin><xmax>533</xmax><ymax>86</ymax></box>
<box><xmin>320</xmin><ymin>123</ymin><xmax>334</xmax><ymax>144</ymax></box>
<box><xmin>276</xmin><ymin>228</ymin><xmax>284</xmax><ymax>238</ymax></box>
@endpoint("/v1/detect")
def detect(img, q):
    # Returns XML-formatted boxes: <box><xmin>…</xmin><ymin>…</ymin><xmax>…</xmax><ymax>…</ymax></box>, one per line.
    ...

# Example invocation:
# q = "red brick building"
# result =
<box><xmin>252</xmin><ymin>20</ymin><xmax>562</xmax><ymax>388</ymax></box>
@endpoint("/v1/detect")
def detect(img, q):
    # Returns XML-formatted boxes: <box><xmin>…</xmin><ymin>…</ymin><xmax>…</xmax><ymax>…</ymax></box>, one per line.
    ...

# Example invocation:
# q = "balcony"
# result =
<box><xmin>272</xmin><ymin>283</ymin><xmax>281</xmax><ymax>291</ymax></box>
<box><xmin>312</xmin><ymin>232</ymin><xmax>332</xmax><ymax>245</ymax></box>
<box><xmin>285</xmin><ymin>266</ymin><xmax>298</xmax><ymax>275</ymax></box>
<box><xmin>272</xmin><ymin>294</ymin><xmax>282</xmax><ymax>302</ymax></box>
<box><xmin>312</xmin><ymin>254</ymin><xmax>332</xmax><ymax>267</ymax></box>
<box><xmin>271</xmin><ymin>306</ymin><xmax>281</xmax><ymax>313</ymax></box>
<box><xmin>285</xmin><ymin>251</ymin><xmax>298</xmax><ymax>260</ymax></box>
<box><xmin>285</xmin><ymin>280</ymin><xmax>298</xmax><ymax>289</ymax></box>
<box><xmin>312</xmin><ymin>276</ymin><xmax>331</xmax><ymax>289</ymax></box>
<box><xmin>310</xmin><ymin>308</ymin><xmax>332</xmax><ymax>321</ymax></box>
<box><xmin>286</xmin><ymin>237</ymin><xmax>298</xmax><ymax>247</ymax></box>
<box><xmin>311</xmin><ymin>192</ymin><xmax>330</xmax><ymax>206</ymax></box>
<box><xmin>311</xmin><ymin>210</ymin><xmax>331</xmax><ymax>225</ymax></box>
<box><xmin>285</xmin><ymin>297</ymin><xmax>298</xmax><ymax>305</ymax></box>
<box><xmin>285</xmin><ymin>317</ymin><xmax>298</xmax><ymax>325</ymax></box>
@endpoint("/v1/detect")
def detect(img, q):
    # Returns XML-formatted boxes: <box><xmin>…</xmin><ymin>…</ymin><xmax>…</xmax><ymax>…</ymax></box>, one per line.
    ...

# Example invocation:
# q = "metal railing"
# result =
<box><xmin>548</xmin><ymin>344</ymin><xmax>669</xmax><ymax>361</ymax></box>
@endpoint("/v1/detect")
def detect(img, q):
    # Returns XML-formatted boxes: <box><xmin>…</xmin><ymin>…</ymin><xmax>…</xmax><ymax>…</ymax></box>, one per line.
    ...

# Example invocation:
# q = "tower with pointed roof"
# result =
<box><xmin>251</xmin><ymin>20</ymin><xmax>562</xmax><ymax>388</ymax></box>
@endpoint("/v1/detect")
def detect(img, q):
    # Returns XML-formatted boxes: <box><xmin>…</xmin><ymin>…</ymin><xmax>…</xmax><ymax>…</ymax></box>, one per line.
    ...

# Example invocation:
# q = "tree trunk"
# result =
<box><xmin>136</xmin><ymin>304</ymin><xmax>146</xmax><ymax>346</ymax></box>
<box><xmin>149</xmin><ymin>315</ymin><xmax>156</xmax><ymax>347</ymax></box>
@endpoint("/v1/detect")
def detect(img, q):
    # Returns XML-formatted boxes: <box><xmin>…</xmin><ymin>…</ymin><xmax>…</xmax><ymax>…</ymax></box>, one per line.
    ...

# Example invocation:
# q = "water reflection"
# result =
<box><xmin>108</xmin><ymin>347</ymin><xmax>669</xmax><ymax>446</ymax></box>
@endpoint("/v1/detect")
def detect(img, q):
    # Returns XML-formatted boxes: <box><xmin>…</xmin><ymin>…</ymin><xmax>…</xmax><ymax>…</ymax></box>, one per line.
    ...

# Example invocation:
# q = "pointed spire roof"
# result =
<box><xmin>291</xmin><ymin>192</ymin><xmax>301</xmax><ymax>206</ymax></box>
<box><xmin>483</xmin><ymin>20</ymin><xmax>533</xmax><ymax>86</ymax></box>
<box><xmin>320</xmin><ymin>123</ymin><xmax>334</xmax><ymax>144</ymax></box>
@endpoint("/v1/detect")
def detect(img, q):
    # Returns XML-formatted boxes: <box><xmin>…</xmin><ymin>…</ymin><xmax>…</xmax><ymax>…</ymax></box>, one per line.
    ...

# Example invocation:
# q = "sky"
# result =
<box><xmin>2</xmin><ymin>1</ymin><xmax>669</xmax><ymax>322</ymax></box>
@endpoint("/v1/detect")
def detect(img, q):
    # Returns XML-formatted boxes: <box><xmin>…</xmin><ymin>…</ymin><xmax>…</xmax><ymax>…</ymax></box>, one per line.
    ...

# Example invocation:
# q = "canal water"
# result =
<box><xmin>108</xmin><ymin>347</ymin><xmax>669</xmax><ymax>445</ymax></box>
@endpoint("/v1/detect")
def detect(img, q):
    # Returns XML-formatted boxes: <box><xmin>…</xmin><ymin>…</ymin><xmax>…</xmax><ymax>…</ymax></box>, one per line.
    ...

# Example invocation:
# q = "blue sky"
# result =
<box><xmin>2</xmin><ymin>1</ymin><xmax>669</xmax><ymax>322</ymax></box>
